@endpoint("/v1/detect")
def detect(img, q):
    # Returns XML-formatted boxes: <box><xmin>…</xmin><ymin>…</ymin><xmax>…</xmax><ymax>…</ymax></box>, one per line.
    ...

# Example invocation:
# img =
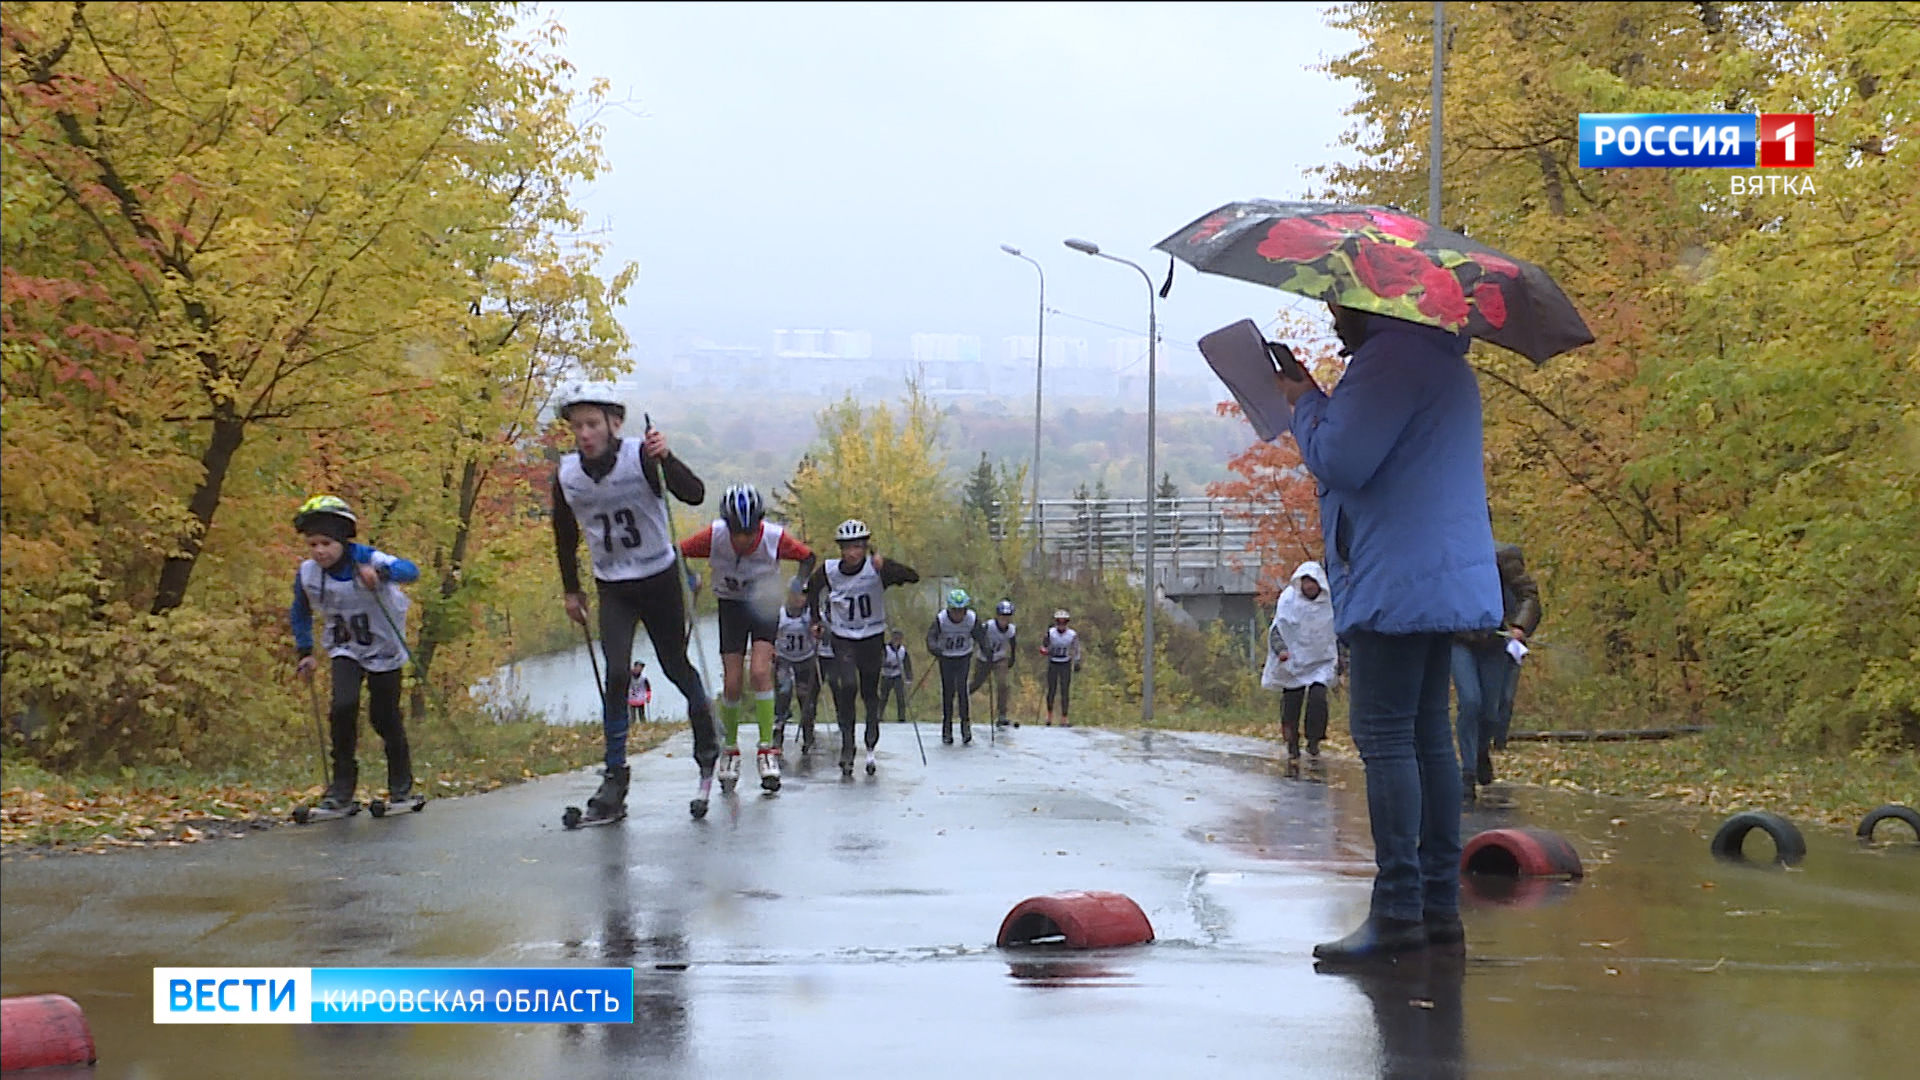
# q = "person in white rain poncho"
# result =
<box><xmin>1262</xmin><ymin>561</ymin><xmax>1338</xmax><ymax>760</ymax></box>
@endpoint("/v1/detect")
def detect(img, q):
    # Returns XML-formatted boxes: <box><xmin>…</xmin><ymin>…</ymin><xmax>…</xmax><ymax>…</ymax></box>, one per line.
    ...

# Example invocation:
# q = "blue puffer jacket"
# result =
<box><xmin>1288</xmin><ymin>317</ymin><xmax>1501</xmax><ymax>637</ymax></box>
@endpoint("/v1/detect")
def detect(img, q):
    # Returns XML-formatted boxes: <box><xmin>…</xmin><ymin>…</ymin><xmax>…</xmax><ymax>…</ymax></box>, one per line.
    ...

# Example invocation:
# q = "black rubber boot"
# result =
<box><xmin>1425</xmin><ymin>912</ymin><xmax>1466</xmax><ymax>952</ymax></box>
<box><xmin>1313</xmin><ymin>917</ymin><xmax>1428</xmax><ymax>965</ymax></box>
<box><xmin>1282</xmin><ymin>718</ymin><xmax>1301</xmax><ymax>760</ymax></box>
<box><xmin>1476</xmin><ymin>747</ymin><xmax>1495</xmax><ymax>786</ymax></box>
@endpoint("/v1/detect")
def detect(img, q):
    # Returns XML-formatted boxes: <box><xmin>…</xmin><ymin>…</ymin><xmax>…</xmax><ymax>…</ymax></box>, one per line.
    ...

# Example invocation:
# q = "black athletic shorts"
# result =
<box><xmin>717</xmin><ymin>597</ymin><xmax>779</xmax><ymax>655</ymax></box>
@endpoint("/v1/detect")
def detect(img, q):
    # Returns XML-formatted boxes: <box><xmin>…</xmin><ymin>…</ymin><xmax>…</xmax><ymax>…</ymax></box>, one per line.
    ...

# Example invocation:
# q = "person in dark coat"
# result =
<box><xmin>1279</xmin><ymin>304</ymin><xmax>1502</xmax><ymax>965</ymax></box>
<box><xmin>1452</xmin><ymin>542</ymin><xmax>1542</xmax><ymax>798</ymax></box>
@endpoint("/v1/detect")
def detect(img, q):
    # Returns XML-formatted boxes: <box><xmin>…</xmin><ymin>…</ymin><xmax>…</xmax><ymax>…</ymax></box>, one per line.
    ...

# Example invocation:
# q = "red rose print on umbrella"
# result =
<box><xmin>1257</xmin><ymin>218</ymin><xmax>1345</xmax><ymax>262</ymax></box>
<box><xmin>1472</xmin><ymin>282</ymin><xmax>1508</xmax><ymax>329</ymax></box>
<box><xmin>1416</xmin><ymin>265</ymin><xmax>1469</xmax><ymax>327</ymax></box>
<box><xmin>1352</xmin><ymin>243</ymin><xmax>1432</xmax><ymax>299</ymax></box>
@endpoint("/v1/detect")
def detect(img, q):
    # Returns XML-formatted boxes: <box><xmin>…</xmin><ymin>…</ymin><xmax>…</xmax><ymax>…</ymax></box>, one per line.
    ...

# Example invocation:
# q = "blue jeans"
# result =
<box><xmin>1450</xmin><ymin>643</ymin><xmax>1513</xmax><ymax>779</ymax></box>
<box><xmin>1346</xmin><ymin>631</ymin><xmax>1462</xmax><ymax>922</ymax></box>
<box><xmin>1492</xmin><ymin>656</ymin><xmax>1520</xmax><ymax>747</ymax></box>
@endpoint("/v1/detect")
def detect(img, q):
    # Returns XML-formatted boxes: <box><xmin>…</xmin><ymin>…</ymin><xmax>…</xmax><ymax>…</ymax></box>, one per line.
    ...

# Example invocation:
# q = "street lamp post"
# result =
<box><xmin>1000</xmin><ymin>245</ymin><xmax>1046</xmax><ymax>546</ymax></box>
<box><xmin>1063</xmin><ymin>238</ymin><xmax>1158</xmax><ymax>723</ymax></box>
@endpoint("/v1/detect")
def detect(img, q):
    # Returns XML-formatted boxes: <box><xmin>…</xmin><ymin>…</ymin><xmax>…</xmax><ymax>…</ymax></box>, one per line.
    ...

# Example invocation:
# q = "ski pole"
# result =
<box><xmin>368</xmin><ymin>584</ymin><xmax>470</xmax><ymax>748</ymax></box>
<box><xmin>581</xmin><ymin>616</ymin><xmax>605</xmax><ymax>705</ymax></box>
<box><xmin>647</xmin><ymin>412</ymin><xmax>721</xmax><ymax>747</ymax></box>
<box><xmin>901</xmin><ymin>664</ymin><xmax>933</xmax><ymax>766</ymax></box>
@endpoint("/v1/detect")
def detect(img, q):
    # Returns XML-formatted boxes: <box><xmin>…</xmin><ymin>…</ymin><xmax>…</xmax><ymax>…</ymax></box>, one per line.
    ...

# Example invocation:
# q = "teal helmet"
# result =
<box><xmin>946</xmin><ymin>588</ymin><xmax>970</xmax><ymax>609</ymax></box>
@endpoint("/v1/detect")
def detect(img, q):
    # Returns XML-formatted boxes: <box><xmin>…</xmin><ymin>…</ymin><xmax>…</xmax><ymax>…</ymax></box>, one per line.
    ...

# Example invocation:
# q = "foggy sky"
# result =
<box><xmin>540</xmin><ymin>2</ymin><xmax>1364</xmax><ymax>372</ymax></box>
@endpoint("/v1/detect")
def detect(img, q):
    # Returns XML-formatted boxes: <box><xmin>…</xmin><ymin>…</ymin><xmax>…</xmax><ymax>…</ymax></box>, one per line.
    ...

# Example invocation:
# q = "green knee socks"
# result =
<box><xmin>755</xmin><ymin>690</ymin><xmax>775</xmax><ymax>745</ymax></box>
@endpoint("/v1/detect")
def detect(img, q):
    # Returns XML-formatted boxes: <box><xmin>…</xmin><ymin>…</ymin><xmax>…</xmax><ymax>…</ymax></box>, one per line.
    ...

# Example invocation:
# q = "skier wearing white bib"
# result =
<box><xmin>773</xmin><ymin>591</ymin><xmax>824</xmax><ymax>754</ymax></box>
<box><xmin>926</xmin><ymin>589</ymin><xmax>990</xmax><ymax>745</ymax></box>
<box><xmin>803</xmin><ymin>519</ymin><xmax>920</xmax><ymax>777</ymax></box>
<box><xmin>1041</xmin><ymin>609</ymin><xmax>1083</xmax><ymax>726</ymax></box>
<box><xmin>551</xmin><ymin>384</ymin><xmax>715</xmax><ymax>824</ymax></box>
<box><xmin>678</xmin><ymin>485</ymin><xmax>816</xmax><ymax>793</ymax></box>
<box><xmin>970</xmin><ymin>599</ymin><xmax>1020</xmax><ymax>728</ymax></box>
<box><xmin>289</xmin><ymin>496</ymin><xmax>420</xmax><ymax>813</ymax></box>
<box><xmin>877</xmin><ymin>628</ymin><xmax>913</xmax><ymax>724</ymax></box>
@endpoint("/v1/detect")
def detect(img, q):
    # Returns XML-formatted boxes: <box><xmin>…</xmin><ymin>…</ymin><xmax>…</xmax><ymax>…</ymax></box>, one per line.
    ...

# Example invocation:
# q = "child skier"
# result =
<box><xmin>627</xmin><ymin>661</ymin><xmax>652</xmax><ymax>725</ymax></box>
<box><xmin>878</xmin><ymin>628</ymin><xmax>913</xmax><ymax>723</ymax></box>
<box><xmin>550</xmin><ymin>383</ymin><xmax>717</xmax><ymax>823</ymax></box>
<box><xmin>970</xmin><ymin>599</ymin><xmax>1019</xmax><ymax>728</ymax></box>
<box><xmin>804</xmin><ymin>519</ymin><xmax>920</xmax><ymax>777</ymax></box>
<box><xmin>1264</xmin><ymin>561</ymin><xmax>1337</xmax><ymax>761</ymax></box>
<box><xmin>773</xmin><ymin>590</ymin><xmax>824</xmax><ymax>755</ymax></box>
<box><xmin>677</xmin><ymin>484</ymin><xmax>816</xmax><ymax>793</ymax></box>
<box><xmin>289</xmin><ymin>495</ymin><xmax>420</xmax><ymax>814</ymax></box>
<box><xmin>927</xmin><ymin>589</ymin><xmax>989</xmax><ymax>745</ymax></box>
<box><xmin>1041</xmin><ymin>609</ymin><xmax>1082</xmax><ymax>726</ymax></box>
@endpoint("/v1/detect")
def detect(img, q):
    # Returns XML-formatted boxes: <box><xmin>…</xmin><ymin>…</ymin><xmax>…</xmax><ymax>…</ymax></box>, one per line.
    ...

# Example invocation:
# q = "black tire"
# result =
<box><xmin>292</xmin><ymin>806</ymin><xmax>311</xmax><ymax>825</ymax></box>
<box><xmin>1856</xmin><ymin>804</ymin><xmax>1920</xmax><ymax>843</ymax></box>
<box><xmin>689</xmin><ymin>798</ymin><xmax>708</xmax><ymax>820</ymax></box>
<box><xmin>1711</xmin><ymin>811</ymin><xmax>1807</xmax><ymax>866</ymax></box>
<box><xmin>368</xmin><ymin>800</ymin><xmax>387</xmax><ymax>819</ymax></box>
<box><xmin>561</xmin><ymin>806</ymin><xmax>583</xmax><ymax>830</ymax></box>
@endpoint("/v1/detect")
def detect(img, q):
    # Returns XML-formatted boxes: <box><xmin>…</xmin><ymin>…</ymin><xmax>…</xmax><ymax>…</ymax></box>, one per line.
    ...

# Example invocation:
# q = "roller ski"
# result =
<box><xmin>561</xmin><ymin>765</ymin><xmax>629</xmax><ymax>830</ymax></box>
<box><xmin>717</xmin><ymin>748</ymin><xmax>742</xmax><ymax>794</ymax></box>
<box><xmin>369</xmin><ymin>782</ymin><xmax>425</xmax><ymax>819</ymax></box>
<box><xmin>292</xmin><ymin>786</ymin><xmax>361</xmax><ymax>825</ymax></box>
<box><xmin>690</xmin><ymin>770</ymin><xmax>714</xmax><ymax>820</ymax></box>
<box><xmin>757</xmin><ymin>744</ymin><xmax>782</xmax><ymax>792</ymax></box>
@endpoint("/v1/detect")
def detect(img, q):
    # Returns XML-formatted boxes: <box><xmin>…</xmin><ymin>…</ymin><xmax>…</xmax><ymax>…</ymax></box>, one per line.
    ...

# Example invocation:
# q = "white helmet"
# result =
<box><xmin>557</xmin><ymin>381</ymin><xmax>627</xmax><ymax>422</ymax></box>
<box><xmin>835</xmin><ymin>519</ymin><xmax>872</xmax><ymax>543</ymax></box>
<box><xmin>1053</xmin><ymin>609</ymin><xmax>1071</xmax><ymax>620</ymax></box>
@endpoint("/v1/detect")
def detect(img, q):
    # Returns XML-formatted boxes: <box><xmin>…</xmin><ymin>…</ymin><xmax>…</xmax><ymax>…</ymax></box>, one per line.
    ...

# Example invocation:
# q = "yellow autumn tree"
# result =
<box><xmin>1315</xmin><ymin>1</ymin><xmax>1919</xmax><ymax>746</ymax></box>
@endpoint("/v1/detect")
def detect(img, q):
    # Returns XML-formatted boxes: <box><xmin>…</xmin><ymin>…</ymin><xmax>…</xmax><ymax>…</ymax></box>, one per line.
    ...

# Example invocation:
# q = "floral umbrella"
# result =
<box><xmin>1154</xmin><ymin>200</ymin><xmax>1594</xmax><ymax>363</ymax></box>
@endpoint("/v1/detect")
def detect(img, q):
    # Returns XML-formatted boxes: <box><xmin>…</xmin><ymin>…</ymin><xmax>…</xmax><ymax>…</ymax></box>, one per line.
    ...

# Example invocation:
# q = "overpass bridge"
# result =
<box><xmin>993</xmin><ymin>496</ymin><xmax>1312</xmax><ymax>628</ymax></box>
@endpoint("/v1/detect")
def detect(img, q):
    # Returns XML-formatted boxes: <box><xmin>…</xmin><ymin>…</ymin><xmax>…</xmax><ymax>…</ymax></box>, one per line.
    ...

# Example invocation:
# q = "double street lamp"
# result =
<box><xmin>1063</xmin><ymin>238</ymin><xmax>1159</xmax><ymax>724</ymax></box>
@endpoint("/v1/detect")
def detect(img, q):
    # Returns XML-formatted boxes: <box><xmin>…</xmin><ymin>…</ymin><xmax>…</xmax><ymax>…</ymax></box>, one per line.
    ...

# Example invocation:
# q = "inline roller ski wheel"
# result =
<box><xmin>689</xmin><ymin>797</ymin><xmax>709</xmax><ymax>820</ymax></box>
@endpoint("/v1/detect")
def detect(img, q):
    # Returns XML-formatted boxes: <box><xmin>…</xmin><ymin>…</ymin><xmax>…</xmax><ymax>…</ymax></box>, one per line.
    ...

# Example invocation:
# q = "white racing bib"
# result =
<box><xmin>300</xmin><ymin>558</ymin><xmax>410</xmax><ymax>672</ymax></box>
<box><xmin>1046</xmin><ymin>627</ymin><xmax>1079</xmax><ymax>663</ymax></box>
<box><xmin>558</xmin><ymin>439</ymin><xmax>676</xmax><ymax>583</ymax></box>
<box><xmin>981</xmin><ymin>620</ymin><xmax>1017</xmax><ymax>663</ymax></box>
<box><xmin>881</xmin><ymin>644</ymin><xmax>906</xmax><ymax>678</ymax></box>
<box><xmin>824</xmin><ymin>558</ymin><xmax>887</xmax><ymax>640</ymax></box>
<box><xmin>933</xmin><ymin>610</ymin><xmax>978</xmax><ymax>657</ymax></box>
<box><xmin>775</xmin><ymin>609</ymin><xmax>817</xmax><ymax>663</ymax></box>
<box><xmin>709</xmin><ymin>520</ymin><xmax>785</xmax><ymax>601</ymax></box>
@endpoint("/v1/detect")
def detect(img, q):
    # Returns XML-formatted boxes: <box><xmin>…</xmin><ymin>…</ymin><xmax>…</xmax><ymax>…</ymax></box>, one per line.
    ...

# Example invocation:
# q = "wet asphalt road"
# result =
<box><xmin>4</xmin><ymin>727</ymin><xmax>1918</xmax><ymax>1079</ymax></box>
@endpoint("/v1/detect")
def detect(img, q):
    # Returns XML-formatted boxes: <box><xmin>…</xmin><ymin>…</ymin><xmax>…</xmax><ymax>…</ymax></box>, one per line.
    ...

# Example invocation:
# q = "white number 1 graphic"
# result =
<box><xmin>1775</xmin><ymin>121</ymin><xmax>1797</xmax><ymax>162</ymax></box>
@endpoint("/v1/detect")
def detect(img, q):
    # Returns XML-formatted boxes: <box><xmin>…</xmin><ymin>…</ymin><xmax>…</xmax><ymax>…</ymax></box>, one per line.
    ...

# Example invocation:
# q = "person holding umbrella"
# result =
<box><xmin>1158</xmin><ymin>200</ymin><xmax>1593</xmax><ymax>964</ymax></box>
<box><xmin>1277</xmin><ymin>303</ymin><xmax>1502</xmax><ymax>963</ymax></box>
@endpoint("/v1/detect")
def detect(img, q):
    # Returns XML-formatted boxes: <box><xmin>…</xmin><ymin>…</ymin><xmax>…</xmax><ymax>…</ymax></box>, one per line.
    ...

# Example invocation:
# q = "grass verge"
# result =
<box><xmin>2</xmin><ymin>719</ymin><xmax>676</xmax><ymax>855</ymax></box>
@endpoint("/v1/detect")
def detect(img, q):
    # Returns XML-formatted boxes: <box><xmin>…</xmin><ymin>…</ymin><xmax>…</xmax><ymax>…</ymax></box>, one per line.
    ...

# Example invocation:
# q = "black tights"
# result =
<box><xmin>939</xmin><ymin>654</ymin><xmax>972</xmax><ymax>736</ymax></box>
<box><xmin>597</xmin><ymin>569</ymin><xmax>715</xmax><ymax>772</ymax></box>
<box><xmin>829</xmin><ymin>634</ymin><xmax>885</xmax><ymax>766</ymax></box>
<box><xmin>330</xmin><ymin>657</ymin><xmax>409</xmax><ymax>793</ymax></box>
<box><xmin>1046</xmin><ymin>663</ymin><xmax>1074</xmax><ymax>718</ymax></box>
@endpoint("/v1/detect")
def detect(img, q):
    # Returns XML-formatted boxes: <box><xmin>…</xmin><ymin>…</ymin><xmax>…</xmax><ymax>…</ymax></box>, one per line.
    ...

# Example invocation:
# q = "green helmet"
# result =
<box><xmin>293</xmin><ymin>494</ymin><xmax>357</xmax><ymax>539</ymax></box>
<box><xmin>946</xmin><ymin>588</ymin><xmax>970</xmax><ymax>609</ymax></box>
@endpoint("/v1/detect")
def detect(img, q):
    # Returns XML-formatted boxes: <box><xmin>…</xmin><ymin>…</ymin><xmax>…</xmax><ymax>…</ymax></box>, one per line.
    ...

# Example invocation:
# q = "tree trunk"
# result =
<box><xmin>150</xmin><ymin>415</ymin><xmax>246</xmax><ymax>615</ymax></box>
<box><xmin>409</xmin><ymin>455</ymin><xmax>484</xmax><ymax>720</ymax></box>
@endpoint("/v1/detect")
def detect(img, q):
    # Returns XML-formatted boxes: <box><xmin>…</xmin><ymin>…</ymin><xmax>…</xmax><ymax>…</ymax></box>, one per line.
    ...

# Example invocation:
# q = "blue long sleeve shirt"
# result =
<box><xmin>290</xmin><ymin>544</ymin><xmax>421</xmax><ymax>655</ymax></box>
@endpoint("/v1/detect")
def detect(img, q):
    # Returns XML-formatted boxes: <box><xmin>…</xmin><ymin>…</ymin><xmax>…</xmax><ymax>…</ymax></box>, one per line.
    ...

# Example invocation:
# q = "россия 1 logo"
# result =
<box><xmin>1580</xmin><ymin>113</ymin><xmax>1814</xmax><ymax>168</ymax></box>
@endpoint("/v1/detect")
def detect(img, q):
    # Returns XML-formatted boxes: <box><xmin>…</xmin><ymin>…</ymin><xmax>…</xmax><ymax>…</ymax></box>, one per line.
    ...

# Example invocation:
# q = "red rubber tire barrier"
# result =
<box><xmin>997</xmin><ymin>891</ymin><xmax>1154</xmax><ymax>949</ymax></box>
<box><xmin>1461</xmin><ymin>827</ymin><xmax>1585</xmax><ymax>878</ymax></box>
<box><xmin>0</xmin><ymin>994</ymin><xmax>96</xmax><ymax>1071</ymax></box>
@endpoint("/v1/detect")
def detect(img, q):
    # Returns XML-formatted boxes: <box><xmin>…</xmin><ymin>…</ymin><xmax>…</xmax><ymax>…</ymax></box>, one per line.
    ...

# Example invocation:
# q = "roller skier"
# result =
<box><xmin>877</xmin><ymin>629</ymin><xmax>914</xmax><ymax>724</ymax></box>
<box><xmin>677</xmin><ymin>484</ymin><xmax>816</xmax><ymax>794</ymax></box>
<box><xmin>926</xmin><ymin>589</ymin><xmax>989</xmax><ymax>745</ymax></box>
<box><xmin>550</xmin><ymin>384</ymin><xmax>717</xmax><ymax>825</ymax></box>
<box><xmin>288</xmin><ymin>495</ymin><xmax>420</xmax><ymax>822</ymax></box>
<box><xmin>970</xmin><ymin>599</ymin><xmax>1019</xmax><ymax>729</ymax></box>
<box><xmin>773</xmin><ymin>590</ymin><xmax>824</xmax><ymax>755</ymax></box>
<box><xmin>803</xmin><ymin>519</ymin><xmax>920</xmax><ymax>777</ymax></box>
<box><xmin>1042</xmin><ymin>609</ymin><xmax>1082</xmax><ymax>726</ymax></box>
